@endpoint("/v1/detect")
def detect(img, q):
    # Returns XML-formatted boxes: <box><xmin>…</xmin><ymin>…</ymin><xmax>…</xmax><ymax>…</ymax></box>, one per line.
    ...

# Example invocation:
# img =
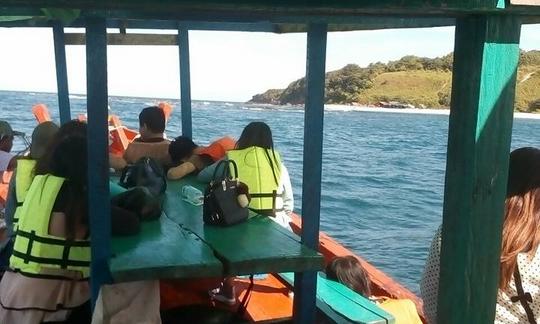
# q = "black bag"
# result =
<box><xmin>111</xmin><ymin>186</ymin><xmax>162</xmax><ymax>221</ymax></box>
<box><xmin>119</xmin><ymin>157</ymin><xmax>167</xmax><ymax>197</ymax></box>
<box><xmin>203</xmin><ymin>160</ymin><xmax>249</xmax><ymax>226</ymax></box>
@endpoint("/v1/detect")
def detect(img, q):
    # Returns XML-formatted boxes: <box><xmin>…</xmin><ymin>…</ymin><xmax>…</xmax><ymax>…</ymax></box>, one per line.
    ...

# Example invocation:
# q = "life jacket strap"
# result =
<box><xmin>13</xmin><ymin>229</ymin><xmax>91</xmax><ymax>269</ymax></box>
<box><xmin>250</xmin><ymin>193</ymin><xmax>283</xmax><ymax>198</ymax></box>
<box><xmin>511</xmin><ymin>263</ymin><xmax>537</xmax><ymax>324</ymax></box>
<box><xmin>8</xmin><ymin>268</ymin><xmax>89</xmax><ymax>281</ymax></box>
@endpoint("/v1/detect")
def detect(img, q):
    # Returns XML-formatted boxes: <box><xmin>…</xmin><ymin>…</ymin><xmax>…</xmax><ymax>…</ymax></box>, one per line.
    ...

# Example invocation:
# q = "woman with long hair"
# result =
<box><xmin>199</xmin><ymin>121</ymin><xmax>294</xmax><ymax>230</ymax></box>
<box><xmin>421</xmin><ymin>147</ymin><xmax>540</xmax><ymax>323</ymax></box>
<box><xmin>0</xmin><ymin>122</ymin><xmax>91</xmax><ymax>323</ymax></box>
<box><xmin>206</xmin><ymin>121</ymin><xmax>294</xmax><ymax>306</ymax></box>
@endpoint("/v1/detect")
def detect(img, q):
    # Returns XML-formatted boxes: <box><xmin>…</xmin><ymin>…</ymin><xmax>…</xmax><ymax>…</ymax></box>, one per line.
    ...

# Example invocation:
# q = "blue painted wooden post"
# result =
<box><xmin>86</xmin><ymin>17</ymin><xmax>112</xmax><ymax>308</ymax></box>
<box><xmin>53</xmin><ymin>22</ymin><xmax>71</xmax><ymax>124</ymax></box>
<box><xmin>178</xmin><ymin>27</ymin><xmax>192</xmax><ymax>138</ymax></box>
<box><xmin>437</xmin><ymin>16</ymin><xmax>521</xmax><ymax>323</ymax></box>
<box><xmin>293</xmin><ymin>23</ymin><xmax>327</xmax><ymax>324</ymax></box>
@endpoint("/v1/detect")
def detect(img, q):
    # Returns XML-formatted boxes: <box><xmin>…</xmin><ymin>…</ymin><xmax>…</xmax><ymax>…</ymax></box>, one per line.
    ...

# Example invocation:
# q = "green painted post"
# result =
<box><xmin>437</xmin><ymin>16</ymin><xmax>521</xmax><ymax>323</ymax></box>
<box><xmin>53</xmin><ymin>22</ymin><xmax>71</xmax><ymax>124</ymax></box>
<box><xmin>86</xmin><ymin>16</ymin><xmax>112</xmax><ymax>308</ymax></box>
<box><xmin>178</xmin><ymin>27</ymin><xmax>192</xmax><ymax>138</ymax></box>
<box><xmin>293</xmin><ymin>23</ymin><xmax>327</xmax><ymax>324</ymax></box>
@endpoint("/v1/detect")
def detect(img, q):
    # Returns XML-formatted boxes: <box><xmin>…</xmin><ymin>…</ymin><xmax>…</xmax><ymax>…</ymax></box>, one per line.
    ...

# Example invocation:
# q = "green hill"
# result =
<box><xmin>249</xmin><ymin>51</ymin><xmax>540</xmax><ymax>112</ymax></box>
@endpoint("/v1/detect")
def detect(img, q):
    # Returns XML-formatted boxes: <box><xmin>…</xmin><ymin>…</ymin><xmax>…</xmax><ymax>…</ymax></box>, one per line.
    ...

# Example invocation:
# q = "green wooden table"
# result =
<box><xmin>164</xmin><ymin>178</ymin><xmax>323</xmax><ymax>276</ymax></box>
<box><xmin>109</xmin><ymin>215</ymin><xmax>223</xmax><ymax>282</ymax></box>
<box><xmin>109</xmin><ymin>176</ymin><xmax>323</xmax><ymax>281</ymax></box>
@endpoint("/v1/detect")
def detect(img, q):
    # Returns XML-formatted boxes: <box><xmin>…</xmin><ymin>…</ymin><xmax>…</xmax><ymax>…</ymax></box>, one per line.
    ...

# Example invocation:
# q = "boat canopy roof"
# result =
<box><xmin>1</xmin><ymin>0</ymin><xmax>540</xmax><ymax>32</ymax></box>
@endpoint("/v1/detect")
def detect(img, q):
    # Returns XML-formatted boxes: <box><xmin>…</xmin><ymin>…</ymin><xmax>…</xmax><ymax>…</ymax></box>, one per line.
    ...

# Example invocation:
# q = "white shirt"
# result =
<box><xmin>420</xmin><ymin>226</ymin><xmax>540</xmax><ymax>323</ymax></box>
<box><xmin>0</xmin><ymin>151</ymin><xmax>13</xmax><ymax>172</ymax></box>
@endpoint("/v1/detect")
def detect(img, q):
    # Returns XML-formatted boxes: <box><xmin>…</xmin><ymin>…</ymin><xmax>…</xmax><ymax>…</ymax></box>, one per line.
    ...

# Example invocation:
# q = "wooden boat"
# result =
<box><xmin>2</xmin><ymin>2</ymin><xmax>536</xmax><ymax>321</ymax></box>
<box><xmin>1</xmin><ymin>104</ymin><xmax>423</xmax><ymax>322</ymax></box>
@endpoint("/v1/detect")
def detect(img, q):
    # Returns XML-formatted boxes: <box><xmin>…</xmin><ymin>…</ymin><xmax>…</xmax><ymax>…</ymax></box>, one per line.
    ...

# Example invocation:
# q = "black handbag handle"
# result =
<box><xmin>212</xmin><ymin>159</ymin><xmax>239</xmax><ymax>181</ymax></box>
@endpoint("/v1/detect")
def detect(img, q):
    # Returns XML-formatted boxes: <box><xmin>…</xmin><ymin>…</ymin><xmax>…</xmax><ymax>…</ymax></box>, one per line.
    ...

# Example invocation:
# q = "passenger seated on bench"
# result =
<box><xmin>1</xmin><ymin>121</ymin><xmax>59</xmax><ymax>273</ymax></box>
<box><xmin>167</xmin><ymin>135</ymin><xmax>236</xmax><ymax>180</ymax></box>
<box><xmin>327</xmin><ymin>256</ymin><xmax>422</xmax><ymax>324</ymax></box>
<box><xmin>208</xmin><ymin>122</ymin><xmax>294</xmax><ymax>306</ymax></box>
<box><xmin>122</xmin><ymin>106</ymin><xmax>172</xmax><ymax>168</ymax></box>
<box><xmin>0</xmin><ymin>126</ymin><xmax>91</xmax><ymax>323</ymax></box>
<box><xmin>421</xmin><ymin>147</ymin><xmax>540</xmax><ymax>324</ymax></box>
<box><xmin>0</xmin><ymin>121</ymin><xmax>16</xmax><ymax>174</ymax></box>
<box><xmin>199</xmin><ymin>121</ymin><xmax>294</xmax><ymax>230</ymax></box>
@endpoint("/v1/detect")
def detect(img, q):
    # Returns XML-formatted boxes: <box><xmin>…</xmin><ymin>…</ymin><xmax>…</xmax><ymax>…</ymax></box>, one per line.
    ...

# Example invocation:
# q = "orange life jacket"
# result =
<box><xmin>197</xmin><ymin>136</ymin><xmax>236</xmax><ymax>162</ymax></box>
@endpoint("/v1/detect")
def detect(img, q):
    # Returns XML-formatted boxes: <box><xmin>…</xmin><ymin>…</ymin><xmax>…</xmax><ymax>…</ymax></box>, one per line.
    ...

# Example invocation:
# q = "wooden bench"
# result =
<box><xmin>278</xmin><ymin>272</ymin><xmax>395</xmax><ymax>324</ymax></box>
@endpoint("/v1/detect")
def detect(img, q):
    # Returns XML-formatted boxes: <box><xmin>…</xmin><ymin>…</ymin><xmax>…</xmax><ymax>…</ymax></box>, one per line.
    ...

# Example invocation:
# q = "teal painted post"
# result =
<box><xmin>53</xmin><ymin>22</ymin><xmax>71</xmax><ymax>124</ymax></box>
<box><xmin>178</xmin><ymin>27</ymin><xmax>192</xmax><ymax>138</ymax></box>
<box><xmin>293</xmin><ymin>23</ymin><xmax>327</xmax><ymax>324</ymax></box>
<box><xmin>437</xmin><ymin>16</ymin><xmax>521</xmax><ymax>323</ymax></box>
<box><xmin>86</xmin><ymin>17</ymin><xmax>112</xmax><ymax>308</ymax></box>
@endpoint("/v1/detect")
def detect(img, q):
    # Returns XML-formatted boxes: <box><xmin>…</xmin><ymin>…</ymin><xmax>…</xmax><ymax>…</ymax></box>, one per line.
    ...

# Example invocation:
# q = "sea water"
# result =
<box><xmin>2</xmin><ymin>90</ymin><xmax>540</xmax><ymax>294</ymax></box>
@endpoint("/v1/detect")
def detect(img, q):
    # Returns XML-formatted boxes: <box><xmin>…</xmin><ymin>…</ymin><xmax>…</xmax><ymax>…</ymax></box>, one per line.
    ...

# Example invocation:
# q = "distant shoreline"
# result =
<box><xmin>324</xmin><ymin>104</ymin><xmax>540</xmax><ymax>119</ymax></box>
<box><xmin>246</xmin><ymin>103</ymin><xmax>540</xmax><ymax>119</ymax></box>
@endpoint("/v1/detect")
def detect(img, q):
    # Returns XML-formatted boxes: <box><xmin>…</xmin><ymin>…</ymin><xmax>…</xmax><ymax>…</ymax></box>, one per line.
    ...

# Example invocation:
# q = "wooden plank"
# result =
<box><xmin>2</xmin><ymin>0</ymin><xmax>539</xmax><ymax>15</ymax></box>
<box><xmin>109</xmin><ymin>215</ymin><xmax>223</xmax><ymax>282</ymax></box>
<box><xmin>163</xmin><ymin>179</ymin><xmax>324</xmax><ymax>276</ymax></box>
<box><xmin>65</xmin><ymin>33</ymin><xmax>177</xmax><ymax>45</ymax></box>
<box><xmin>437</xmin><ymin>15</ymin><xmax>521</xmax><ymax>323</ymax></box>
<box><xmin>293</xmin><ymin>22</ymin><xmax>327</xmax><ymax>324</ymax></box>
<box><xmin>178</xmin><ymin>27</ymin><xmax>192</xmax><ymax>138</ymax></box>
<box><xmin>52</xmin><ymin>22</ymin><xmax>71</xmax><ymax>124</ymax></box>
<box><xmin>86</xmin><ymin>16</ymin><xmax>112</xmax><ymax>308</ymax></box>
<box><xmin>281</xmin><ymin>272</ymin><xmax>394</xmax><ymax>324</ymax></box>
<box><xmin>4</xmin><ymin>15</ymin><xmax>540</xmax><ymax>30</ymax></box>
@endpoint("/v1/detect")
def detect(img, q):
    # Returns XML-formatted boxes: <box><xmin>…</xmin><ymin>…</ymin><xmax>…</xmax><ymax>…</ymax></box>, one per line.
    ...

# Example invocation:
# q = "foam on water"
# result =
<box><xmin>2</xmin><ymin>90</ymin><xmax>540</xmax><ymax>294</ymax></box>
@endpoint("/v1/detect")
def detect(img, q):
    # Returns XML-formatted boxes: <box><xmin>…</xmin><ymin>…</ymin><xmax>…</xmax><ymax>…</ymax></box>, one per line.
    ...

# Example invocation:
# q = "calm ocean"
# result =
<box><xmin>2</xmin><ymin>90</ymin><xmax>540</xmax><ymax>294</ymax></box>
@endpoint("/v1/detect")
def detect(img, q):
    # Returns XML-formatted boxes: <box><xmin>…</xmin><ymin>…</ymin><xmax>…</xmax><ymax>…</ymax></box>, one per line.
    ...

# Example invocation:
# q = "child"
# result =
<box><xmin>326</xmin><ymin>256</ymin><xmax>422</xmax><ymax>324</ymax></box>
<box><xmin>167</xmin><ymin>136</ymin><xmax>235</xmax><ymax>180</ymax></box>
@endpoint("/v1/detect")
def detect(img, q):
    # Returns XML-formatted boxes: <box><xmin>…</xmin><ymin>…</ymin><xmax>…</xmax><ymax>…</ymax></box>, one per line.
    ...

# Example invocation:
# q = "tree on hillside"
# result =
<box><xmin>326</xmin><ymin>64</ymin><xmax>373</xmax><ymax>103</ymax></box>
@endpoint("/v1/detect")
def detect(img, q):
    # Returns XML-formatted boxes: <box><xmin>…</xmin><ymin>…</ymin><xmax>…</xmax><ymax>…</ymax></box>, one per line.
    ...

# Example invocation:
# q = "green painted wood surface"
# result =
<box><xmin>164</xmin><ymin>178</ymin><xmax>324</xmax><ymax>276</ymax></box>
<box><xmin>109</xmin><ymin>214</ymin><xmax>222</xmax><ymax>282</ymax></box>
<box><xmin>437</xmin><ymin>15</ymin><xmax>521</xmax><ymax>324</ymax></box>
<box><xmin>279</xmin><ymin>272</ymin><xmax>394</xmax><ymax>324</ymax></box>
<box><xmin>3</xmin><ymin>0</ymin><xmax>540</xmax><ymax>23</ymax></box>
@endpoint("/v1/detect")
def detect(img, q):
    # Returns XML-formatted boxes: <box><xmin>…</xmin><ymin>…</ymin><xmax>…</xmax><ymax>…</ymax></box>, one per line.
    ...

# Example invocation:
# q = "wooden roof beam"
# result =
<box><xmin>64</xmin><ymin>32</ymin><xmax>178</xmax><ymax>45</ymax></box>
<box><xmin>1</xmin><ymin>0</ymin><xmax>540</xmax><ymax>16</ymax></box>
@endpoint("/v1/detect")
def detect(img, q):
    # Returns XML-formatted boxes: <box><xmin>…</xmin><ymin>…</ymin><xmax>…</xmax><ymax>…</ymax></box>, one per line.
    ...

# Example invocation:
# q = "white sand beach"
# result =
<box><xmin>324</xmin><ymin>104</ymin><xmax>540</xmax><ymax>119</ymax></box>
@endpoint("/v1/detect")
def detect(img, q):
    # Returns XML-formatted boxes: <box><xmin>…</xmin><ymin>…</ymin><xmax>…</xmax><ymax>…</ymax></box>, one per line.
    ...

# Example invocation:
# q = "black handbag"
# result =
<box><xmin>119</xmin><ymin>157</ymin><xmax>167</xmax><ymax>197</ymax></box>
<box><xmin>203</xmin><ymin>160</ymin><xmax>249</xmax><ymax>226</ymax></box>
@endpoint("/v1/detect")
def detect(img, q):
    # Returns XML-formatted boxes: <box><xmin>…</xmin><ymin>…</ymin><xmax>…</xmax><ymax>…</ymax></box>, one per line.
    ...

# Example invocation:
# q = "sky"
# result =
<box><xmin>0</xmin><ymin>24</ymin><xmax>539</xmax><ymax>102</ymax></box>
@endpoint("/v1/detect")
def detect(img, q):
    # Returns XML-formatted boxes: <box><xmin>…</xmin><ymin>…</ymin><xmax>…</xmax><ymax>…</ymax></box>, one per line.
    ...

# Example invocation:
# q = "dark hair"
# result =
<box><xmin>34</xmin><ymin>120</ymin><xmax>88</xmax><ymax>240</ymax></box>
<box><xmin>500</xmin><ymin>147</ymin><xmax>540</xmax><ymax>289</ymax></box>
<box><xmin>236</xmin><ymin>122</ymin><xmax>274</xmax><ymax>150</ymax></box>
<box><xmin>49</xmin><ymin>135</ymin><xmax>88</xmax><ymax>240</ymax></box>
<box><xmin>236</xmin><ymin>122</ymin><xmax>280</xmax><ymax>184</ymax></box>
<box><xmin>326</xmin><ymin>256</ymin><xmax>371</xmax><ymax>297</ymax></box>
<box><xmin>139</xmin><ymin>106</ymin><xmax>165</xmax><ymax>134</ymax></box>
<box><xmin>35</xmin><ymin>120</ymin><xmax>87</xmax><ymax>175</ymax></box>
<box><xmin>169</xmin><ymin>136</ymin><xmax>198</xmax><ymax>165</ymax></box>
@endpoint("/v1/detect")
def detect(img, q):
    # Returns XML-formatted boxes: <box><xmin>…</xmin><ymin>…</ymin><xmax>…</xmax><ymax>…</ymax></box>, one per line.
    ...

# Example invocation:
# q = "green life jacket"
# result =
<box><xmin>227</xmin><ymin>147</ymin><xmax>283</xmax><ymax>216</ymax></box>
<box><xmin>10</xmin><ymin>174</ymin><xmax>91</xmax><ymax>279</ymax></box>
<box><xmin>13</xmin><ymin>159</ymin><xmax>37</xmax><ymax>227</ymax></box>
